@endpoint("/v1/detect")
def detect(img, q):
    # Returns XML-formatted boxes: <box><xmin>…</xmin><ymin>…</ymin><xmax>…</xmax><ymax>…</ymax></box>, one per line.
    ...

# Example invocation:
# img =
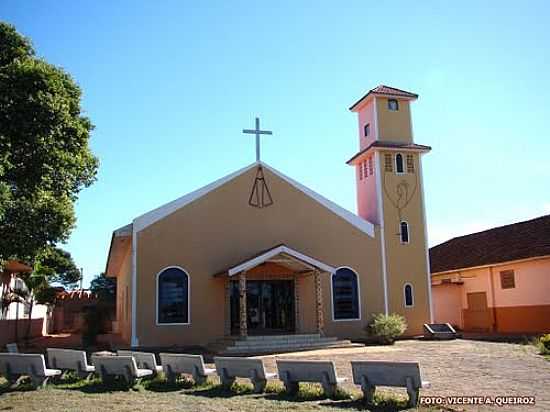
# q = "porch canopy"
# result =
<box><xmin>215</xmin><ymin>244</ymin><xmax>336</xmax><ymax>337</ymax></box>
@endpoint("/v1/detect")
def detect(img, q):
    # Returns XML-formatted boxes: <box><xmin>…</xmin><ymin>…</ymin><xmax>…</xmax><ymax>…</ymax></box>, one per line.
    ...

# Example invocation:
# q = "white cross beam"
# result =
<box><xmin>243</xmin><ymin>117</ymin><xmax>272</xmax><ymax>162</ymax></box>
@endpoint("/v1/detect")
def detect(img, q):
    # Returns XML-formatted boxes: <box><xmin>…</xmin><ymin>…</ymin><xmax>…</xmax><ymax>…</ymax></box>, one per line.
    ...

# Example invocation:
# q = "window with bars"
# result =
<box><xmin>157</xmin><ymin>267</ymin><xmax>190</xmax><ymax>324</ymax></box>
<box><xmin>500</xmin><ymin>270</ymin><xmax>515</xmax><ymax>289</ymax></box>
<box><xmin>406</xmin><ymin>154</ymin><xmax>415</xmax><ymax>173</ymax></box>
<box><xmin>368</xmin><ymin>157</ymin><xmax>374</xmax><ymax>176</ymax></box>
<box><xmin>384</xmin><ymin>154</ymin><xmax>393</xmax><ymax>172</ymax></box>
<box><xmin>332</xmin><ymin>268</ymin><xmax>360</xmax><ymax>320</ymax></box>
<box><xmin>359</xmin><ymin>164</ymin><xmax>363</xmax><ymax>180</ymax></box>
<box><xmin>363</xmin><ymin>160</ymin><xmax>368</xmax><ymax>179</ymax></box>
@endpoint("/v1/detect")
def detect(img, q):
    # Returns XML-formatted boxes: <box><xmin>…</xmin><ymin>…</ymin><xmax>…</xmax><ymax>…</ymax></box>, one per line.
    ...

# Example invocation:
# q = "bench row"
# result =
<box><xmin>0</xmin><ymin>349</ymin><xmax>430</xmax><ymax>407</ymax></box>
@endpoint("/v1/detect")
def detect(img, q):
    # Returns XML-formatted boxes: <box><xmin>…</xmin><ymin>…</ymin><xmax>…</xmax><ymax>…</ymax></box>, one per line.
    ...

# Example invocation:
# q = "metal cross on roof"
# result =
<box><xmin>242</xmin><ymin>117</ymin><xmax>272</xmax><ymax>162</ymax></box>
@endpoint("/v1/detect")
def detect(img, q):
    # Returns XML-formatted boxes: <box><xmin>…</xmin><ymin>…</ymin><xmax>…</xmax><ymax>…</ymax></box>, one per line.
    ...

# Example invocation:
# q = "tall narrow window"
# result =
<box><xmin>400</xmin><ymin>221</ymin><xmax>409</xmax><ymax>243</ymax></box>
<box><xmin>395</xmin><ymin>153</ymin><xmax>404</xmax><ymax>174</ymax></box>
<box><xmin>406</xmin><ymin>154</ymin><xmax>415</xmax><ymax>173</ymax></box>
<box><xmin>384</xmin><ymin>154</ymin><xmax>393</xmax><ymax>172</ymax></box>
<box><xmin>364</xmin><ymin>123</ymin><xmax>370</xmax><ymax>137</ymax></box>
<box><xmin>157</xmin><ymin>267</ymin><xmax>189</xmax><ymax>324</ymax></box>
<box><xmin>363</xmin><ymin>161</ymin><xmax>368</xmax><ymax>179</ymax></box>
<box><xmin>359</xmin><ymin>164</ymin><xmax>363</xmax><ymax>180</ymax></box>
<box><xmin>388</xmin><ymin>99</ymin><xmax>399</xmax><ymax>111</ymax></box>
<box><xmin>404</xmin><ymin>283</ymin><xmax>414</xmax><ymax>307</ymax></box>
<box><xmin>332</xmin><ymin>268</ymin><xmax>360</xmax><ymax>320</ymax></box>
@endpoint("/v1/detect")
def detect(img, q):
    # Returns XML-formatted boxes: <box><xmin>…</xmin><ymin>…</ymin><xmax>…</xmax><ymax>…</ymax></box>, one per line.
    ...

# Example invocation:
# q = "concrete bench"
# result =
<box><xmin>159</xmin><ymin>353</ymin><xmax>216</xmax><ymax>385</ymax></box>
<box><xmin>91</xmin><ymin>354</ymin><xmax>153</xmax><ymax>386</ymax></box>
<box><xmin>351</xmin><ymin>360</ymin><xmax>431</xmax><ymax>407</ymax></box>
<box><xmin>276</xmin><ymin>360</ymin><xmax>347</xmax><ymax>398</ymax></box>
<box><xmin>47</xmin><ymin>348</ymin><xmax>95</xmax><ymax>379</ymax></box>
<box><xmin>0</xmin><ymin>353</ymin><xmax>61</xmax><ymax>388</ymax></box>
<box><xmin>6</xmin><ymin>343</ymin><xmax>19</xmax><ymax>353</ymax></box>
<box><xmin>214</xmin><ymin>356</ymin><xmax>276</xmax><ymax>393</ymax></box>
<box><xmin>117</xmin><ymin>350</ymin><xmax>163</xmax><ymax>375</ymax></box>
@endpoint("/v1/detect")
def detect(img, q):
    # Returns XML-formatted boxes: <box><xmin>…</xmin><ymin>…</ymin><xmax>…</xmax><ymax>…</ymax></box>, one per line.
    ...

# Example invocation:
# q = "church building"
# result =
<box><xmin>105</xmin><ymin>85</ymin><xmax>433</xmax><ymax>348</ymax></box>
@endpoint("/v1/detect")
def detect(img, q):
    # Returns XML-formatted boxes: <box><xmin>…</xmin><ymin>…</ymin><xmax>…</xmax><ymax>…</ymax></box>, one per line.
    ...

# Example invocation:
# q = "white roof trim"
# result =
<box><xmin>228</xmin><ymin>245</ymin><xmax>336</xmax><ymax>276</ymax></box>
<box><xmin>260</xmin><ymin>162</ymin><xmax>375</xmax><ymax>237</ymax></box>
<box><xmin>132</xmin><ymin>161</ymin><xmax>375</xmax><ymax>238</ymax></box>
<box><xmin>133</xmin><ymin>162</ymin><xmax>258</xmax><ymax>233</ymax></box>
<box><xmin>114</xmin><ymin>223</ymin><xmax>133</xmax><ymax>237</ymax></box>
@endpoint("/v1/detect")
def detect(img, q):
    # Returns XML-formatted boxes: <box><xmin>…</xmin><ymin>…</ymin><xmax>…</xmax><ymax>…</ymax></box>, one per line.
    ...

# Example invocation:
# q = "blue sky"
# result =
<box><xmin>2</xmin><ymin>1</ymin><xmax>549</xmax><ymax>286</ymax></box>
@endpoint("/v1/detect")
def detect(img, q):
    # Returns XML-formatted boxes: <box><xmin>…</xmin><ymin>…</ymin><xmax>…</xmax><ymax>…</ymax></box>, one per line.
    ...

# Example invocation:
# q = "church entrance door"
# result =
<box><xmin>230</xmin><ymin>280</ymin><xmax>295</xmax><ymax>335</ymax></box>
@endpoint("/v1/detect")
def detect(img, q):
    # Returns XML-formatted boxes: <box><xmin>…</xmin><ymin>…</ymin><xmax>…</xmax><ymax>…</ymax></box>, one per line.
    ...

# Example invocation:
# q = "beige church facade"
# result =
<box><xmin>105</xmin><ymin>85</ymin><xmax>433</xmax><ymax>348</ymax></box>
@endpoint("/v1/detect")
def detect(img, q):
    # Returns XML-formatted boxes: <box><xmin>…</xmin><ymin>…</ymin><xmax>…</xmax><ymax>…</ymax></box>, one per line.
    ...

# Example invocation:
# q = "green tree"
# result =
<box><xmin>0</xmin><ymin>22</ymin><xmax>98</xmax><ymax>263</ymax></box>
<box><xmin>17</xmin><ymin>247</ymin><xmax>80</xmax><ymax>342</ymax></box>
<box><xmin>89</xmin><ymin>272</ymin><xmax>116</xmax><ymax>304</ymax></box>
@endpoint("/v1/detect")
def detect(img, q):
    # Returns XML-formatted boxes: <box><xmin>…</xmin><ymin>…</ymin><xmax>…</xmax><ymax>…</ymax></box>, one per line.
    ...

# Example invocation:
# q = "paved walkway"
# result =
<box><xmin>255</xmin><ymin>339</ymin><xmax>550</xmax><ymax>411</ymax></box>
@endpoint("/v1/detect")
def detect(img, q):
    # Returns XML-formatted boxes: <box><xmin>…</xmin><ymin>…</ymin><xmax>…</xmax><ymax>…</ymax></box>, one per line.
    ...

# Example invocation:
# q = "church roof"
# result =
<box><xmin>349</xmin><ymin>85</ymin><xmax>418</xmax><ymax>111</ymax></box>
<box><xmin>430</xmin><ymin>214</ymin><xmax>550</xmax><ymax>274</ymax></box>
<box><xmin>346</xmin><ymin>141</ymin><xmax>432</xmax><ymax>165</ymax></box>
<box><xmin>120</xmin><ymin>161</ymin><xmax>374</xmax><ymax>237</ymax></box>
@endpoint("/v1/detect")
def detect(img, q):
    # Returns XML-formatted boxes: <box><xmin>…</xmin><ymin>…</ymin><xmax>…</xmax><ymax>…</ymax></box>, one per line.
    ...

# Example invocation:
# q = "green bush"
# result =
<box><xmin>367</xmin><ymin>313</ymin><xmax>407</xmax><ymax>345</ymax></box>
<box><xmin>537</xmin><ymin>334</ymin><xmax>550</xmax><ymax>355</ymax></box>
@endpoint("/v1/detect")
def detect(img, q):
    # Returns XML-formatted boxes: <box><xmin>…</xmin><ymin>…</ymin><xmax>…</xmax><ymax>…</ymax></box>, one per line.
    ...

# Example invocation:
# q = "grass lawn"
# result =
<box><xmin>0</xmin><ymin>375</ymin><xmax>427</xmax><ymax>412</ymax></box>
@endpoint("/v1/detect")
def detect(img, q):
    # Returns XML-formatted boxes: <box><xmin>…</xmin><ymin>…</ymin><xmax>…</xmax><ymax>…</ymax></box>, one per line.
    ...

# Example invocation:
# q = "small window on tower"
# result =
<box><xmin>404</xmin><ymin>283</ymin><xmax>414</xmax><ymax>307</ymax></box>
<box><xmin>384</xmin><ymin>154</ymin><xmax>393</xmax><ymax>172</ymax></box>
<box><xmin>364</xmin><ymin>123</ymin><xmax>370</xmax><ymax>137</ymax></box>
<box><xmin>400</xmin><ymin>221</ymin><xmax>409</xmax><ymax>243</ymax></box>
<box><xmin>395</xmin><ymin>153</ymin><xmax>404</xmax><ymax>174</ymax></box>
<box><xmin>406</xmin><ymin>154</ymin><xmax>415</xmax><ymax>173</ymax></box>
<box><xmin>363</xmin><ymin>161</ymin><xmax>368</xmax><ymax>179</ymax></box>
<box><xmin>359</xmin><ymin>164</ymin><xmax>363</xmax><ymax>180</ymax></box>
<box><xmin>388</xmin><ymin>99</ymin><xmax>399</xmax><ymax>111</ymax></box>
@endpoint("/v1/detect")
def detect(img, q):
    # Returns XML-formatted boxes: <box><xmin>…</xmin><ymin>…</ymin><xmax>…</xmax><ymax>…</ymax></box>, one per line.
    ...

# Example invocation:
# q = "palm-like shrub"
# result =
<box><xmin>367</xmin><ymin>313</ymin><xmax>407</xmax><ymax>345</ymax></box>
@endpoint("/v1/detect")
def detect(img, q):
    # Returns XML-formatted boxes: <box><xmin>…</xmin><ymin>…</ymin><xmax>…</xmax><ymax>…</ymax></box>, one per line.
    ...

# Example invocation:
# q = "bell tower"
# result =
<box><xmin>346</xmin><ymin>85</ymin><xmax>433</xmax><ymax>334</ymax></box>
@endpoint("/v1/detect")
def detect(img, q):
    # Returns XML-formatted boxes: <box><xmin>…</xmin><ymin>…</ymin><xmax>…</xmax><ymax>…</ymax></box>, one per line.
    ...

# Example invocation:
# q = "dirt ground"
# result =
<box><xmin>257</xmin><ymin>339</ymin><xmax>550</xmax><ymax>411</ymax></box>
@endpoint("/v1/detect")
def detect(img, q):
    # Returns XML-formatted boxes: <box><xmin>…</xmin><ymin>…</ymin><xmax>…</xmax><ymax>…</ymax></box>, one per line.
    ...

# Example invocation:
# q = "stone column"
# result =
<box><xmin>314</xmin><ymin>270</ymin><xmax>324</xmax><ymax>336</ymax></box>
<box><xmin>239</xmin><ymin>272</ymin><xmax>247</xmax><ymax>337</ymax></box>
<box><xmin>294</xmin><ymin>276</ymin><xmax>300</xmax><ymax>333</ymax></box>
<box><xmin>224</xmin><ymin>277</ymin><xmax>231</xmax><ymax>336</ymax></box>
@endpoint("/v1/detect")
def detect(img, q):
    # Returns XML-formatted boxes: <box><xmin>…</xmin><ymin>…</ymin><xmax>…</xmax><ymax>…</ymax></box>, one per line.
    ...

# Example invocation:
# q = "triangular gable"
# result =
<box><xmin>132</xmin><ymin>161</ymin><xmax>375</xmax><ymax>237</ymax></box>
<box><xmin>225</xmin><ymin>244</ymin><xmax>337</xmax><ymax>276</ymax></box>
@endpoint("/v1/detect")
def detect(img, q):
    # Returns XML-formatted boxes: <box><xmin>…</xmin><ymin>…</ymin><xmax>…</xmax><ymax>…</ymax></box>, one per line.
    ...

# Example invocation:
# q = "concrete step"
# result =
<box><xmin>223</xmin><ymin>339</ymin><xmax>357</xmax><ymax>355</ymax></box>
<box><xmin>233</xmin><ymin>336</ymin><xmax>337</xmax><ymax>347</ymax></box>
<box><xmin>244</xmin><ymin>334</ymin><xmax>321</xmax><ymax>342</ymax></box>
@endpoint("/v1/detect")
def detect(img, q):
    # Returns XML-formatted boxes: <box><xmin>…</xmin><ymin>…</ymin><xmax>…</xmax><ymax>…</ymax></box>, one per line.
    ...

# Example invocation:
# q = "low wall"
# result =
<box><xmin>0</xmin><ymin>318</ymin><xmax>44</xmax><ymax>348</ymax></box>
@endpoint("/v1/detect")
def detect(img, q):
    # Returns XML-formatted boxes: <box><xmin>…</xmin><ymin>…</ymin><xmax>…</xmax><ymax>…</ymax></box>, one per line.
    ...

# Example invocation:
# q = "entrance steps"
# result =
<box><xmin>209</xmin><ymin>333</ymin><xmax>361</xmax><ymax>355</ymax></box>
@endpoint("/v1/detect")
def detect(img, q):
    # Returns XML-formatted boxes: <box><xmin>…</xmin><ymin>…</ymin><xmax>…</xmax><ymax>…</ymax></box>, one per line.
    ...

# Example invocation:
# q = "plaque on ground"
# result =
<box><xmin>423</xmin><ymin>323</ymin><xmax>457</xmax><ymax>340</ymax></box>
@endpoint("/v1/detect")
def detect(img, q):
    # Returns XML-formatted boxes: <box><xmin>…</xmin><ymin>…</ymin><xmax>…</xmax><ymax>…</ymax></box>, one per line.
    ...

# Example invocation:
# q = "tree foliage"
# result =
<box><xmin>90</xmin><ymin>272</ymin><xmax>116</xmax><ymax>303</ymax></box>
<box><xmin>0</xmin><ymin>22</ymin><xmax>98</xmax><ymax>262</ymax></box>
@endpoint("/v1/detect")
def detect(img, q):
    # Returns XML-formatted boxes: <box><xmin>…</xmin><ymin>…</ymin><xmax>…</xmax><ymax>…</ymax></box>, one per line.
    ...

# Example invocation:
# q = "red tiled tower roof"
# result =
<box><xmin>349</xmin><ymin>85</ymin><xmax>418</xmax><ymax>111</ymax></box>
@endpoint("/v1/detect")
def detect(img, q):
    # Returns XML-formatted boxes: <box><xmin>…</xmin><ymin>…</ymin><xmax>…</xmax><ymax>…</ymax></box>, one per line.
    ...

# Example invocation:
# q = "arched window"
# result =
<box><xmin>400</xmin><ymin>221</ymin><xmax>409</xmax><ymax>244</ymax></box>
<box><xmin>395</xmin><ymin>153</ymin><xmax>404</xmax><ymax>174</ymax></box>
<box><xmin>157</xmin><ymin>267</ymin><xmax>189</xmax><ymax>324</ymax></box>
<box><xmin>404</xmin><ymin>283</ymin><xmax>414</xmax><ymax>307</ymax></box>
<box><xmin>331</xmin><ymin>267</ymin><xmax>360</xmax><ymax>320</ymax></box>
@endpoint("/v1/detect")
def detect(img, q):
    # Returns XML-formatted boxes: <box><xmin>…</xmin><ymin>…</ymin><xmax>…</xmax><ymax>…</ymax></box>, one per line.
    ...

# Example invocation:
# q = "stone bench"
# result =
<box><xmin>159</xmin><ymin>353</ymin><xmax>216</xmax><ymax>385</ymax></box>
<box><xmin>214</xmin><ymin>356</ymin><xmax>276</xmax><ymax>393</ymax></box>
<box><xmin>276</xmin><ymin>359</ymin><xmax>347</xmax><ymax>398</ymax></box>
<box><xmin>6</xmin><ymin>343</ymin><xmax>19</xmax><ymax>353</ymax></box>
<box><xmin>117</xmin><ymin>350</ymin><xmax>163</xmax><ymax>375</ymax></box>
<box><xmin>91</xmin><ymin>354</ymin><xmax>153</xmax><ymax>386</ymax></box>
<box><xmin>351</xmin><ymin>360</ymin><xmax>431</xmax><ymax>407</ymax></box>
<box><xmin>47</xmin><ymin>348</ymin><xmax>95</xmax><ymax>379</ymax></box>
<box><xmin>0</xmin><ymin>353</ymin><xmax>61</xmax><ymax>388</ymax></box>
